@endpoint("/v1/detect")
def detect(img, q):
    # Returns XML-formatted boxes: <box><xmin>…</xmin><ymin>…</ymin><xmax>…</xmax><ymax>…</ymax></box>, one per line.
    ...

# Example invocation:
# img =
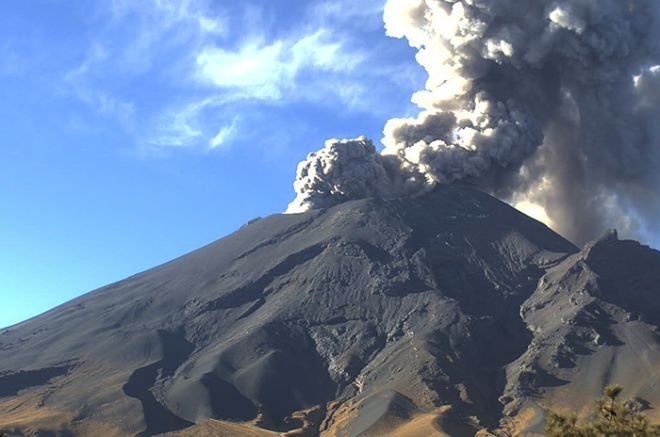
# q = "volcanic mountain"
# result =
<box><xmin>1</xmin><ymin>187</ymin><xmax>659</xmax><ymax>436</ymax></box>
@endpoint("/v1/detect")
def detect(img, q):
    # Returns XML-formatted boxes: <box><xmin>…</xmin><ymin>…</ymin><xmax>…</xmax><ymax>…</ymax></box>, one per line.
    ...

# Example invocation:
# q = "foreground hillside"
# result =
<box><xmin>1</xmin><ymin>187</ymin><xmax>658</xmax><ymax>436</ymax></box>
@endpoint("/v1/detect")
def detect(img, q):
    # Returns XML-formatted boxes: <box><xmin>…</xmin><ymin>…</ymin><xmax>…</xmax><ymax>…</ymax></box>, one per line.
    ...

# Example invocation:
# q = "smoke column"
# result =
<box><xmin>288</xmin><ymin>0</ymin><xmax>660</xmax><ymax>245</ymax></box>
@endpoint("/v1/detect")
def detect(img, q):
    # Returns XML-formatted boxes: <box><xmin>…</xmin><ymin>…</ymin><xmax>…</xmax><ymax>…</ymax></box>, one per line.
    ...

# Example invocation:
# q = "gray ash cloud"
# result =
<box><xmin>288</xmin><ymin>0</ymin><xmax>660</xmax><ymax>245</ymax></box>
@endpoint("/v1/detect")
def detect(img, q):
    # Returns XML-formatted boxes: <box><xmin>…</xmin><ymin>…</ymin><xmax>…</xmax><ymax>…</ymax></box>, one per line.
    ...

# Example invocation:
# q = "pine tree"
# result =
<box><xmin>545</xmin><ymin>385</ymin><xmax>660</xmax><ymax>437</ymax></box>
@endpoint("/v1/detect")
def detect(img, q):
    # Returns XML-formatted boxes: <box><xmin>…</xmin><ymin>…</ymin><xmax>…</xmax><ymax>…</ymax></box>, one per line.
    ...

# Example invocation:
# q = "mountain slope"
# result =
<box><xmin>503</xmin><ymin>230</ymin><xmax>660</xmax><ymax>434</ymax></box>
<box><xmin>0</xmin><ymin>187</ymin><xmax>658</xmax><ymax>436</ymax></box>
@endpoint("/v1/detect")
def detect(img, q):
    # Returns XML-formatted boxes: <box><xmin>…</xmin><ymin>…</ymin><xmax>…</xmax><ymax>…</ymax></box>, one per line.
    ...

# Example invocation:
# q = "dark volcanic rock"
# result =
<box><xmin>0</xmin><ymin>187</ymin><xmax>659</xmax><ymax>436</ymax></box>
<box><xmin>503</xmin><ymin>229</ymin><xmax>660</xmax><ymax>433</ymax></box>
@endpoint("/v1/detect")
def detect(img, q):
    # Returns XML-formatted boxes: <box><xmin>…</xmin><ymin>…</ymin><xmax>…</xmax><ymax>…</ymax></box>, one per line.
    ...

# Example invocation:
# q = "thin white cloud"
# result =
<box><xmin>111</xmin><ymin>0</ymin><xmax>226</xmax><ymax>36</ymax></box>
<box><xmin>312</xmin><ymin>0</ymin><xmax>385</xmax><ymax>24</ymax></box>
<box><xmin>142</xmin><ymin>96</ymin><xmax>240</xmax><ymax>154</ymax></box>
<box><xmin>111</xmin><ymin>1</ymin><xmax>226</xmax><ymax>74</ymax></box>
<box><xmin>209</xmin><ymin>118</ymin><xmax>238</xmax><ymax>150</ymax></box>
<box><xmin>146</xmin><ymin>124</ymin><xmax>202</xmax><ymax>151</ymax></box>
<box><xmin>195</xmin><ymin>30</ymin><xmax>362</xmax><ymax>100</ymax></box>
<box><xmin>56</xmin><ymin>0</ymin><xmax>416</xmax><ymax>155</ymax></box>
<box><xmin>62</xmin><ymin>0</ymin><xmax>227</xmax><ymax>150</ymax></box>
<box><xmin>196</xmin><ymin>41</ymin><xmax>286</xmax><ymax>99</ymax></box>
<box><xmin>197</xmin><ymin>16</ymin><xmax>225</xmax><ymax>35</ymax></box>
<box><xmin>63</xmin><ymin>43</ymin><xmax>136</xmax><ymax>127</ymax></box>
<box><xmin>144</xmin><ymin>99</ymin><xmax>212</xmax><ymax>150</ymax></box>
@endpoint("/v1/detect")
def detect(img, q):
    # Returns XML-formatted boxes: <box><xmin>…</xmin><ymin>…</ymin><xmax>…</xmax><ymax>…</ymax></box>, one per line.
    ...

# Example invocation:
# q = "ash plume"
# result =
<box><xmin>288</xmin><ymin>0</ymin><xmax>660</xmax><ymax>245</ymax></box>
<box><xmin>287</xmin><ymin>137</ymin><xmax>396</xmax><ymax>213</ymax></box>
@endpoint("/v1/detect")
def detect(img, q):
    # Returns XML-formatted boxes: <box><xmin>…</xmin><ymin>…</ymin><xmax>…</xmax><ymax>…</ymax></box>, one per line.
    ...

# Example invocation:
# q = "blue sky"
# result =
<box><xmin>0</xmin><ymin>0</ymin><xmax>425</xmax><ymax>328</ymax></box>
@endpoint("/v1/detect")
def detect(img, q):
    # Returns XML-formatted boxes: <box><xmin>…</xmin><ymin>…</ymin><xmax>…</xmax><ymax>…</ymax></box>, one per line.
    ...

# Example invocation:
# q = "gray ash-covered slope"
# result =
<box><xmin>503</xmin><ymin>229</ymin><xmax>660</xmax><ymax>429</ymax></box>
<box><xmin>1</xmin><ymin>186</ymin><xmax>659</xmax><ymax>436</ymax></box>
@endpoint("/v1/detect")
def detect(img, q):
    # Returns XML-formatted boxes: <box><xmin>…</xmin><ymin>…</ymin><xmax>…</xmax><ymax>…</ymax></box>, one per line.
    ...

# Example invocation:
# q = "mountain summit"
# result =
<box><xmin>1</xmin><ymin>187</ymin><xmax>659</xmax><ymax>436</ymax></box>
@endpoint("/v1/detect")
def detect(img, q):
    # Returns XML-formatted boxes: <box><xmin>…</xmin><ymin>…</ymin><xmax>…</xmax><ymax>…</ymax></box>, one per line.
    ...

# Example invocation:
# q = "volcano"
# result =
<box><xmin>1</xmin><ymin>187</ymin><xmax>659</xmax><ymax>436</ymax></box>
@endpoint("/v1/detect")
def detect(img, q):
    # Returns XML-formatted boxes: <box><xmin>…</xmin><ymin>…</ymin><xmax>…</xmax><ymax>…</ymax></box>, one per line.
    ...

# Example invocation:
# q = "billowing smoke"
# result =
<box><xmin>288</xmin><ymin>0</ymin><xmax>660</xmax><ymax>245</ymax></box>
<box><xmin>287</xmin><ymin>137</ymin><xmax>396</xmax><ymax>213</ymax></box>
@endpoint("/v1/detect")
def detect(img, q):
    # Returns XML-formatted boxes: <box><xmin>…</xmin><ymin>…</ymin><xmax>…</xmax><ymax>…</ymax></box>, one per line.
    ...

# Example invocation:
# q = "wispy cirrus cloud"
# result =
<box><xmin>195</xmin><ymin>30</ymin><xmax>362</xmax><ymax>100</ymax></box>
<box><xmin>62</xmin><ymin>43</ymin><xmax>136</xmax><ymax>127</ymax></box>
<box><xmin>312</xmin><ymin>0</ymin><xmax>385</xmax><ymax>25</ymax></box>
<box><xmin>209</xmin><ymin>118</ymin><xmax>239</xmax><ymax>150</ymax></box>
<box><xmin>51</xmin><ymin>0</ymin><xmax>421</xmax><ymax>156</ymax></box>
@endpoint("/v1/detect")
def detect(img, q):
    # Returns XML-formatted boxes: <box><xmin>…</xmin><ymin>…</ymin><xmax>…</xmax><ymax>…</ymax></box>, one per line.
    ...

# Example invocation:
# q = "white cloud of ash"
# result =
<box><xmin>288</xmin><ymin>0</ymin><xmax>660</xmax><ymax>245</ymax></box>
